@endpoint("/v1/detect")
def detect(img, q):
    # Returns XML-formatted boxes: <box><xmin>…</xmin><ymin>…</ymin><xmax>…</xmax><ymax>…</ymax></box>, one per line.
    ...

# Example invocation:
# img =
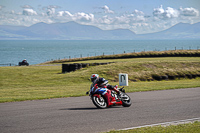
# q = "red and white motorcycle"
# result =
<box><xmin>86</xmin><ymin>84</ymin><xmax>131</xmax><ymax>109</ymax></box>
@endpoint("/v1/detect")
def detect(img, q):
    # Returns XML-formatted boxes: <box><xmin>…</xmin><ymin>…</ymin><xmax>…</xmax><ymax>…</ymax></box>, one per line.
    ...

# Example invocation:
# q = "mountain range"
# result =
<box><xmin>0</xmin><ymin>21</ymin><xmax>199</xmax><ymax>40</ymax></box>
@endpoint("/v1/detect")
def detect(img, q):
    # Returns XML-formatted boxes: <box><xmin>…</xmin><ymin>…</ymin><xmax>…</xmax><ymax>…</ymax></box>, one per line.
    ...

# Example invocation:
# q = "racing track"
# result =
<box><xmin>0</xmin><ymin>87</ymin><xmax>200</xmax><ymax>133</ymax></box>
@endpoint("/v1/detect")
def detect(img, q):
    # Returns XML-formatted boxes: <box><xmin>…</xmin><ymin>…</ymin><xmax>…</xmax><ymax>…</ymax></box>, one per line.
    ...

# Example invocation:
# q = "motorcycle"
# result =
<box><xmin>19</xmin><ymin>61</ymin><xmax>29</xmax><ymax>66</ymax></box>
<box><xmin>86</xmin><ymin>84</ymin><xmax>131</xmax><ymax>109</ymax></box>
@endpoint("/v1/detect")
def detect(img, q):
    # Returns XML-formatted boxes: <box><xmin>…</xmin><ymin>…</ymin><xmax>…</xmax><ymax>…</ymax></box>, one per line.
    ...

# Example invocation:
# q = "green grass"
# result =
<box><xmin>107</xmin><ymin>121</ymin><xmax>200</xmax><ymax>133</ymax></box>
<box><xmin>0</xmin><ymin>57</ymin><xmax>200</xmax><ymax>103</ymax></box>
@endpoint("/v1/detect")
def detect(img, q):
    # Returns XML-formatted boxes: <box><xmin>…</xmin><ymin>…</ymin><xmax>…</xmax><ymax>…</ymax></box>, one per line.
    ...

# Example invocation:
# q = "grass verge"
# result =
<box><xmin>0</xmin><ymin>57</ymin><xmax>200</xmax><ymax>103</ymax></box>
<box><xmin>107</xmin><ymin>121</ymin><xmax>200</xmax><ymax>133</ymax></box>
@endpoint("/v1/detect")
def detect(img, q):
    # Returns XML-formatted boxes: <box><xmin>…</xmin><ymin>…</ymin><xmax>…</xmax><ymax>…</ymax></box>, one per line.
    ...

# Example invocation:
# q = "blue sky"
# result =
<box><xmin>0</xmin><ymin>0</ymin><xmax>200</xmax><ymax>34</ymax></box>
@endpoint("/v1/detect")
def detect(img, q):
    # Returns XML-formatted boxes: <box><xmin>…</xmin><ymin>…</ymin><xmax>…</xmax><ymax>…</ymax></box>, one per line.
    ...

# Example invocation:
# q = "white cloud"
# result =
<box><xmin>110</xmin><ymin>12</ymin><xmax>146</xmax><ymax>26</ymax></box>
<box><xmin>153</xmin><ymin>5</ymin><xmax>179</xmax><ymax>19</ymax></box>
<box><xmin>180</xmin><ymin>7</ymin><xmax>199</xmax><ymax>16</ymax></box>
<box><xmin>47</xmin><ymin>8</ymin><xmax>55</xmax><ymax>16</ymax></box>
<box><xmin>153</xmin><ymin>5</ymin><xmax>200</xmax><ymax>21</ymax></box>
<box><xmin>23</xmin><ymin>9</ymin><xmax>37</xmax><ymax>16</ymax></box>
<box><xmin>73</xmin><ymin>12</ymin><xmax>94</xmax><ymax>22</ymax></box>
<box><xmin>97</xmin><ymin>15</ymin><xmax>113</xmax><ymax>24</ymax></box>
<box><xmin>114</xmin><ymin>15</ymin><xmax>130</xmax><ymax>24</ymax></box>
<box><xmin>164</xmin><ymin>7</ymin><xmax>179</xmax><ymax>18</ymax></box>
<box><xmin>133</xmin><ymin>9</ymin><xmax>144</xmax><ymax>15</ymax></box>
<box><xmin>56</xmin><ymin>11</ymin><xmax>94</xmax><ymax>22</ymax></box>
<box><xmin>102</xmin><ymin>5</ymin><xmax>114</xmax><ymax>14</ymax></box>
<box><xmin>153</xmin><ymin>5</ymin><xmax>165</xmax><ymax>16</ymax></box>
<box><xmin>21</xmin><ymin>5</ymin><xmax>33</xmax><ymax>9</ymax></box>
<box><xmin>44</xmin><ymin>5</ymin><xmax>60</xmax><ymax>16</ymax></box>
<box><xmin>57</xmin><ymin>11</ymin><xmax>73</xmax><ymax>17</ymax></box>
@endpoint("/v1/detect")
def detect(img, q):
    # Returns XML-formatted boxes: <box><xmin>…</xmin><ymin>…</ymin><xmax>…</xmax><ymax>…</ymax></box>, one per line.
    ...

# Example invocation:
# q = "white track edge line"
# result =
<box><xmin>119</xmin><ymin>117</ymin><xmax>200</xmax><ymax>131</ymax></box>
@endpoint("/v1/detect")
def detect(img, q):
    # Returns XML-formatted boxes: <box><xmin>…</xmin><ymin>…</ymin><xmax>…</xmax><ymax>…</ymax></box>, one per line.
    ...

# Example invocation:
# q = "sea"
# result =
<box><xmin>0</xmin><ymin>40</ymin><xmax>200</xmax><ymax>65</ymax></box>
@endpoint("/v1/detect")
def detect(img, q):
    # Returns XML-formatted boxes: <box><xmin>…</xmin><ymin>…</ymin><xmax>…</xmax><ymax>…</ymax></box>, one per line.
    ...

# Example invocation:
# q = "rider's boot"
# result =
<box><xmin>113</xmin><ymin>87</ymin><xmax>121</xmax><ymax>96</ymax></box>
<box><xmin>113</xmin><ymin>87</ymin><xmax>122</xmax><ymax>101</ymax></box>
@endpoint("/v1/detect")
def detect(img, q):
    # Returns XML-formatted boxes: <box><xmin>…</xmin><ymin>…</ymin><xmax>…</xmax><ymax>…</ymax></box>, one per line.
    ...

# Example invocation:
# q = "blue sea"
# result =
<box><xmin>0</xmin><ymin>40</ymin><xmax>200</xmax><ymax>65</ymax></box>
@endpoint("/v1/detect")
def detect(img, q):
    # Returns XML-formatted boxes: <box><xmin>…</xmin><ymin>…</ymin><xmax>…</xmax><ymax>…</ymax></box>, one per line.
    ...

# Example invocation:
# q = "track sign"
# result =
<box><xmin>119</xmin><ymin>73</ymin><xmax>128</xmax><ymax>86</ymax></box>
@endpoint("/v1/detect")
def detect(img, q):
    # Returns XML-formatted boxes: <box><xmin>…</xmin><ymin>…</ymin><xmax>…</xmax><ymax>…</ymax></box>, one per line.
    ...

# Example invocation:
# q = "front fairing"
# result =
<box><xmin>91</xmin><ymin>87</ymin><xmax>108</xmax><ymax>96</ymax></box>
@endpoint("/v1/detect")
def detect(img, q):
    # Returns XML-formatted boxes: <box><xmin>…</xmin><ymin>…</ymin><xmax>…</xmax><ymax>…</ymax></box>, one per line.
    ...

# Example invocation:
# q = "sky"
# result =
<box><xmin>0</xmin><ymin>0</ymin><xmax>200</xmax><ymax>34</ymax></box>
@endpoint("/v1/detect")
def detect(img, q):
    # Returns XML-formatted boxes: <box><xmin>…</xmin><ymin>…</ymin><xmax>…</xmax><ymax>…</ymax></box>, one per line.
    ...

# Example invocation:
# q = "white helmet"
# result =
<box><xmin>91</xmin><ymin>74</ymin><xmax>99</xmax><ymax>83</ymax></box>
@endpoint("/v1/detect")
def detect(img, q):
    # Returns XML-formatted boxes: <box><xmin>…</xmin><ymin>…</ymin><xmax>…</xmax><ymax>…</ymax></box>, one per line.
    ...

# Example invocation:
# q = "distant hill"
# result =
<box><xmin>0</xmin><ymin>21</ymin><xmax>136</xmax><ymax>40</ymax></box>
<box><xmin>0</xmin><ymin>21</ymin><xmax>199</xmax><ymax>40</ymax></box>
<box><xmin>138</xmin><ymin>22</ymin><xmax>200</xmax><ymax>39</ymax></box>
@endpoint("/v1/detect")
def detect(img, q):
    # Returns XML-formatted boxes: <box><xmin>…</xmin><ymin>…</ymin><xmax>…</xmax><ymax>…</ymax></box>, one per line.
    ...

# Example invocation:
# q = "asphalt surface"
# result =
<box><xmin>0</xmin><ymin>87</ymin><xmax>200</xmax><ymax>133</ymax></box>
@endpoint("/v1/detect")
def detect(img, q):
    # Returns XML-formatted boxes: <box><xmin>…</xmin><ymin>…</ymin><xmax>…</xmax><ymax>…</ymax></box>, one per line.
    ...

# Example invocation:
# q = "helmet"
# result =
<box><xmin>91</xmin><ymin>74</ymin><xmax>99</xmax><ymax>83</ymax></box>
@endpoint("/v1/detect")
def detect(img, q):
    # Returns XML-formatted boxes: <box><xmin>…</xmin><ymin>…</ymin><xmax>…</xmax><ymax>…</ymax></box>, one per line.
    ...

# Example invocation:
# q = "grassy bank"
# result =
<box><xmin>46</xmin><ymin>50</ymin><xmax>200</xmax><ymax>64</ymax></box>
<box><xmin>0</xmin><ymin>57</ymin><xmax>200</xmax><ymax>103</ymax></box>
<box><xmin>107</xmin><ymin>121</ymin><xmax>200</xmax><ymax>133</ymax></box>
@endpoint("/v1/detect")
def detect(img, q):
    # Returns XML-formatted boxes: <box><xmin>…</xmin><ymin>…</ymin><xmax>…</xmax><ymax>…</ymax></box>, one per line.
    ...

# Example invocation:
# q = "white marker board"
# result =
<box><xmin>119</xmin><ymin>73</ymin><xmax>128</xmax><ymax>86</ymax></box>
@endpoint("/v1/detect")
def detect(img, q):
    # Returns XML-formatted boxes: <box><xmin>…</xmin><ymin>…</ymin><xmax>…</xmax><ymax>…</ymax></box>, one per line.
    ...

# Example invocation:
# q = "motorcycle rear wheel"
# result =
<box><xmin>121</xmin><ymin>93</ymin><xmax>132</xmax><ymax>107</ymax></box>
<box><xmin>92</xmin><ymin>95</ymin><xmax>107</xmax><ymax>109</ymax></box>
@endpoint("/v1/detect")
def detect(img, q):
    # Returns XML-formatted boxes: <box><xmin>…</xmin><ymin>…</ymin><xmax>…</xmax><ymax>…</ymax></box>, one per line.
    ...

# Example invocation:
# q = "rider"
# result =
<box><xmin>22</xmin><ymin>59</ymin><xmax>27</xmax><ymax>63</ymax></box>
<box><xmin>90</xmin><ymin>74</ymin><xmax>121</xmax><ymax>95</ymax></box>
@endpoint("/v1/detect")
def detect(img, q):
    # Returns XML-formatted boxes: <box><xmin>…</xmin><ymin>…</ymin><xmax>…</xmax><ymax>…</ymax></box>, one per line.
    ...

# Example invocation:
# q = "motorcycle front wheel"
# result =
<box><xmin>92</xmin><ymin>95</ymin><xmax>107</xmax><ymax>109</ymax></box>
<box><xmin>121</xmin><ymin>93</ymin><xmax>132</xmax><ymax>107</ymax></box>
